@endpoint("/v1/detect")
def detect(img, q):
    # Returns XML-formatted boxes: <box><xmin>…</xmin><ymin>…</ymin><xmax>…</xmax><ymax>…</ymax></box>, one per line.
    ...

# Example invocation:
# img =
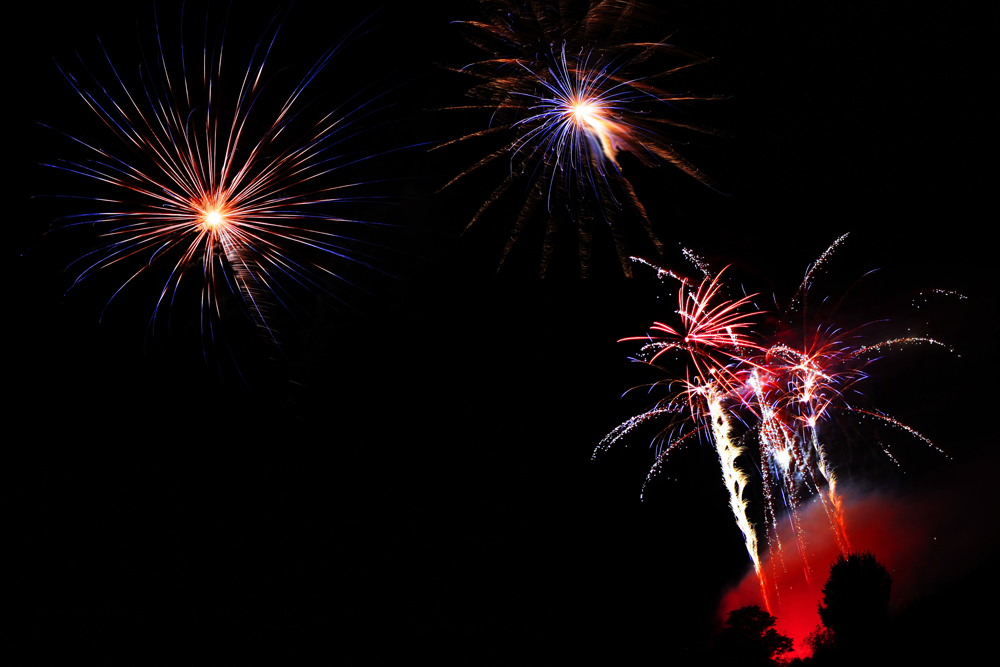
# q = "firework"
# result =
<box><xmin>436</xmin><ymin>0</ymin><xmax>721</xmax><ymax>276</ymax></box>
<box><xmin>598</xmin><ymin>240</ymin><xmax>953</xmax><ymax>610</ymax></box>
<box><xmin>595</xmin><ymin>259</ymin><xmax>771</xmax><ymax>609</ymax></box>
<box><xmin>749</xmin><ymin>237</ymin><xmax>951</xmax><ymax>588</ymax></box>
<box><xmin>39</xmin><ymin>4</ymin><xmax>402</xmax><ymax>355</ymax></box>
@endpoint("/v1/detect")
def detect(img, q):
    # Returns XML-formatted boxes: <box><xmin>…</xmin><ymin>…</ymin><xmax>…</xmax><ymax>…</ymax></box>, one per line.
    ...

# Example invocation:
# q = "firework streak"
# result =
<box><xmin>41</xmin><ymin>5</ymin><xmax>398</xmax><ymax>351</ymax></box>
<box><xmin>596</xmin><ymin>238</ymin><xmax>951</xmax><ymax>609</ymax></box>
<box><xmin>436</xmin><ymin>0</ymin><xmax>721</xmax><ymax>276</ymax></box>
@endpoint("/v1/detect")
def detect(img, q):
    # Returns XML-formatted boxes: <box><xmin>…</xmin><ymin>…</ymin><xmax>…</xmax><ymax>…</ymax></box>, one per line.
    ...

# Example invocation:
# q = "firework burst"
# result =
<box><xmin>436</xmin><ymin>0</ymin><xmax>721</xmax><ymax>276</ymax></box>
<box><xmin>38</xmin><ymin>3</ymin><xmax>404</xmax><ymax>357</ymax></box>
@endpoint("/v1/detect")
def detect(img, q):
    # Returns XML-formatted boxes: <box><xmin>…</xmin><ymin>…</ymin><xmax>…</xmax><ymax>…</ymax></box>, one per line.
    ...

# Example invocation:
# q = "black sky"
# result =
<box><xmin>15</xmin><ymin>0</ymin><xmax>994</xmax><ymax>661</ymax></box>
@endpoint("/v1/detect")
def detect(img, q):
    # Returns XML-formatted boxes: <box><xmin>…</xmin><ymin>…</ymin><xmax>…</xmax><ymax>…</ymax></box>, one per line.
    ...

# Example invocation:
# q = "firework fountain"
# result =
<box><xmin>597</xmin><ymin>237</ymin><xmax>951</xmax><ymax>611</ymax></box>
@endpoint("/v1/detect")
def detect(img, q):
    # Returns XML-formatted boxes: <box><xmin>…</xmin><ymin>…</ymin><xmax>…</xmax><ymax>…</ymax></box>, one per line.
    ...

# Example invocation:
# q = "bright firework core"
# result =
<box><xmin>204</xmin><ymin>210</ymin><xmax>224</xmax><ymax>229</ymax></box>
<box><xmin>566</xmin><ymin>97</ymin><xmax>622</xmax><ymax>166</ymax></box>
<box><xmin>200</xmin><ymin>197</ymin><xmax>231</xmax><ymax>233</ymax></box>
<box><xmin>775</xmin><ymin>449</ymin><xmax>792</xmax><ymax>470</ymax></box>
<box><xmin>569</xmin><ymin>99</ymin><xmax>601</xmax><ymax>127</ymax></box>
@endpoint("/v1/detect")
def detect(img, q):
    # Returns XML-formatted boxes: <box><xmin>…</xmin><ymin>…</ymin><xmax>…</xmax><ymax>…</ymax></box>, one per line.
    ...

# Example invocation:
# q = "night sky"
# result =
<box><xmin>15</xmin><ymin>1</ymin><xmax>994</xmax><ymax>662</ymax></box>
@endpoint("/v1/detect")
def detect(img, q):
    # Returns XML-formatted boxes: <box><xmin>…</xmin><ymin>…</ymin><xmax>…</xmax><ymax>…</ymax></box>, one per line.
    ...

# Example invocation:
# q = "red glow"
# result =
<box><xmin>718</xmin><ymin>488</ymin><xmax>956</xmax><ymax>659</ymax></box>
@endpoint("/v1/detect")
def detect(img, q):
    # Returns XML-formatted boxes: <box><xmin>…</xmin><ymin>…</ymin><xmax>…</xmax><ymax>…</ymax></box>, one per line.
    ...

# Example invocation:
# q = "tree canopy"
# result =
<box><xmin>715</xmin><ymin>605</ymin><xmax>793</xmax><ymax>665</ymax></box>
<box><xmin>818</xmin><ymin>550</ymin><xmax>893</xmax><ymax>654</ymax></box>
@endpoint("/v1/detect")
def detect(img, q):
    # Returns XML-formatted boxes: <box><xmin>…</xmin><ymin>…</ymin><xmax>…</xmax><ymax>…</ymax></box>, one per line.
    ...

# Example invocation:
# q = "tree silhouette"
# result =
<box><xmin>802</xmin><ymin>623</ymin><xmax>836</xmax><ymax>662</ymax></box>
<box><xmin>714</xmin><ymin>605</ymin><xmax>793</xmax><ymax>665</ymax></box>
<box><xmin>817</xmin><ymin>551</ymin><xmax>892</xmax><ymax>655</ymax></box>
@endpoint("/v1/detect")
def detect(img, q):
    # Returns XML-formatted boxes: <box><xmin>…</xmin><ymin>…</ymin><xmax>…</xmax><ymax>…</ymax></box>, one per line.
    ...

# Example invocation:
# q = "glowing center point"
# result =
<box><xmin>205</xmin><ymin>210</ymin><xmax>223</xmax><ymax>228</ymax></box>
<box><xmin>775</xmin><ymin>449</ymin><xmax>792</xmax><ymax>470</ymax></box>
<box><xmin>567</xmin><ymin>98</ymin><xmax>623</xmax><ymax>166</ymax></box>
<box><xmin>571</xmin><ymin>101</ymin><xmax>600</xmax><ymax>127</ymax></box>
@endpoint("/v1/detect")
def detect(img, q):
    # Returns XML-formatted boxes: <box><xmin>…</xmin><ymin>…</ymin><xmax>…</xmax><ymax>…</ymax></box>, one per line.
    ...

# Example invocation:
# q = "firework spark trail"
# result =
<box><xmin>702</xmin><ymin>380</ymin><xmax>772</xmax><ymax>612</ymax></box>
<box><xmin>746</xmin><ymin>236</ymin><xmax>860</xmax><ymax>572</ymax></box>
<box><xmin>808</xmin><ymin>428</ymin><xmax>850</xmax><ymax>554</ymax></box>
<box><xmin>794</xmin><ymin>349</ymin><xmax>852</xmax><ymax>557</ymax></box>
<box><xmin>436</xmin><ymin>0</ymin><xmax>722</xmax><ymax>276</ymax></box>
<box><xmin>41</xmin><ymin>5</ymin><xmax>403</xmax><ymax>355</ymax></box>
<box><xmin>753</xmin><ymin>344</ymin><xmax>853</xmax><ymax>570</ymax></box>
<box><xmin>747</xmin><ymin>368</ymin><xmax>816</xmax><ymax>587</ymax></box>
